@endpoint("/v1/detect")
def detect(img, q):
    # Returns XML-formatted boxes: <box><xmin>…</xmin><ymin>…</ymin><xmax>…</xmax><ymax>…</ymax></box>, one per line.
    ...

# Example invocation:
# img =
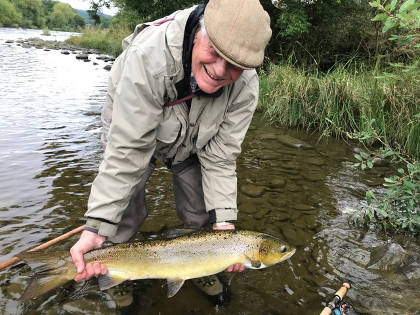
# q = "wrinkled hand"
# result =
<box><xmin>213</xmin><ymin>223</ymin><xmax>246</xmax><ymax>272</ymax></box>
<box><xmin>70</xmin><ymin>230</ymin><xmax>108</xmax><ymax>281</ymax></box>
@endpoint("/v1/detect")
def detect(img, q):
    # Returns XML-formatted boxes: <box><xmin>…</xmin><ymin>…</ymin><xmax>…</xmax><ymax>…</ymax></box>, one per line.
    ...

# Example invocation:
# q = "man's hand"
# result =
<box><xmin>70</xmin><ymin>230</ymin><xmax>108</xmax><ymax>281</ymax></box>
<box><xmin>213</xmin><ymin>223</ymin><xmax>246</xmax><ymax>272</ymax></box>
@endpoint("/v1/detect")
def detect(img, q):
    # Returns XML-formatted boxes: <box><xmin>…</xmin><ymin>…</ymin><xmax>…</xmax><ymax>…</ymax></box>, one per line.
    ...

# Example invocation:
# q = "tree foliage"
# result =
<box><xmin>48</xmin><ymin>2</ymin><xmax>85</xmax><ymax>30</ymax></box>
<box><xmin>1</xmin><ymin>0</ymin><xmax>86</xmax><ymax>31</ymax></box>
<box><xmin>11</xmin><ymin>0</ymin><xmax>45</xmax><ymax>28</ymax></box>
<box><xmin>89</xmin><ymin>0</ymin><xmax>384</xmax><ymax>68</ymax></box>
<box><xmin>0</xmin><ymin>0</ymin><xmax>22</xmax><ymax>27</ymax></box>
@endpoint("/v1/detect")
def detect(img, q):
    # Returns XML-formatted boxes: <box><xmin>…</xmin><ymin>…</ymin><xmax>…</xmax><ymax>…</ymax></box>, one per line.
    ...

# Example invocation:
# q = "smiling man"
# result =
<box><xmin>70</xmin><ymin>0</ymin><xmax>271</xmax><ymax>303</ymax></box>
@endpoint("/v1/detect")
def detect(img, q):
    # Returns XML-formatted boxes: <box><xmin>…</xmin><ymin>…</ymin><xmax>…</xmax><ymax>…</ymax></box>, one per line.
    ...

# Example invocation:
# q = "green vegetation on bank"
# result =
<box><xmin>0</xmin><ymin>0</ymin><xmax>84</xmax><ymax>30</ymax></box>
<box><xmin>0</xmin><ymin>0</ymin><xmax>103</xmax><ymax>31</ymax></box>
<box><xmin>258</xmin><ymin>61</ymin><xmax>419</xmax><ymax>158</ymax></box>
<box><xmin>260</xmin><ymin>0</ymin><xmax>419</xmax><ymax>234</ymax></box>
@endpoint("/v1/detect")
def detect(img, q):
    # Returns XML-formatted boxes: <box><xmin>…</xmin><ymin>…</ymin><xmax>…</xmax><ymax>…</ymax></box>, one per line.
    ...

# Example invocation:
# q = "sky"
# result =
<box><xmin>60</xmin><ymin>0</ymin><xmax>119</xmax><ymax>16</ymax></box>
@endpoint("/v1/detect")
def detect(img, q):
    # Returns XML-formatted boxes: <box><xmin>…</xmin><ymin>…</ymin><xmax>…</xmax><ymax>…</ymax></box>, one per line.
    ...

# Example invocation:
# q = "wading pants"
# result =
<box><xmin>108</xmin><ymin>155</ymin><xmax>209</xmax><ymax>243</ymax></box>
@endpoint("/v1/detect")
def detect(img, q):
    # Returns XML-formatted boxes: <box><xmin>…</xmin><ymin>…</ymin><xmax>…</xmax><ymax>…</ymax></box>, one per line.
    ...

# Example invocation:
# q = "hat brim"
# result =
<box><xmin>208</xmin><ymin>39</ymin><xmax>254</xmax><ymax>70</ymax></box>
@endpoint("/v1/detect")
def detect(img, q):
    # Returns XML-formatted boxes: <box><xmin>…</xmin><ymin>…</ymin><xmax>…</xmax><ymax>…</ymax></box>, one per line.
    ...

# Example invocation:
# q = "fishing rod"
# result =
<box><xmin>320</xmin><ymin>282</ymin><xmax>357</xmax><ymax>315</ymax></box>
<box><xmin>0</xmin><ymin>225</ymin><xmax>84</xmax><ymax>271</ymax></box>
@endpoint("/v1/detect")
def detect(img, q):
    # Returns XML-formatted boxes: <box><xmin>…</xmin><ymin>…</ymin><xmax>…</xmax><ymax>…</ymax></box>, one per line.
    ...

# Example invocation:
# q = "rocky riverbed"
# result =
<box><xmin>4</xmin><ymin>37</ymin><xmax>115</xmax><ymax>70</ymax></box>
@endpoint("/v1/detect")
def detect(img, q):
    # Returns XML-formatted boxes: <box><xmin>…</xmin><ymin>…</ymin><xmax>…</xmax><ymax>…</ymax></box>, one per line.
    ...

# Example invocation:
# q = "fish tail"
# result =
<box><xmin>17</xmin><ymin>251</ymin><xmax>75</xmax><ymax>300</ymax></box>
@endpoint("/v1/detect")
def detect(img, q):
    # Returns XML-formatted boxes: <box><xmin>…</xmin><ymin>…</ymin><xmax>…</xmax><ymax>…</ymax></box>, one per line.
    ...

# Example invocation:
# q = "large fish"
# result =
<box><xmin>18</xmin><ymin>230</ymin><xmax>295</xmax><ymax>300</ymax></box>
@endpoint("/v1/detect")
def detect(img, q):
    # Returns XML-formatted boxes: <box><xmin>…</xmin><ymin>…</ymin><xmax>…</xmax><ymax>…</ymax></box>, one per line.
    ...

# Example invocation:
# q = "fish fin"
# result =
<box><xmin>244</xmin><ymin>255</ymin><xmax>261</xmax><ymax>269</ymax></box>
<box><xmin>166</xmin><ymin>278</ymin><xmax>184</xmax><ymax>298</ymax></box>
<box><xmin>17</xmin><ymin>251</ymin><xmax>74</xmax><ymax>300</ymax></box>
<box><xmin>97</xmin><ymin>273</ymin><xmax>125</xmax><ymax>291</ymax></box>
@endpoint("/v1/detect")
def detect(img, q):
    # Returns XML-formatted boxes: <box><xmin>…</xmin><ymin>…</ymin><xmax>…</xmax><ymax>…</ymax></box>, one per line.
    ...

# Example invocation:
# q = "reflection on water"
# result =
<box><xmin>0</xmin><ymin>28</ymin><xmax>419</xmax><ymax>314</ymax></box>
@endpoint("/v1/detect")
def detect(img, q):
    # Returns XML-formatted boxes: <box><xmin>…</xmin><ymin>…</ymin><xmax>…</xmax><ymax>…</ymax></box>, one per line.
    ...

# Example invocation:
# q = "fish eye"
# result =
<box><xmin>280</xmin><ymin>246</ymin><xmax>287</xmax><ymax>253</ymax></box>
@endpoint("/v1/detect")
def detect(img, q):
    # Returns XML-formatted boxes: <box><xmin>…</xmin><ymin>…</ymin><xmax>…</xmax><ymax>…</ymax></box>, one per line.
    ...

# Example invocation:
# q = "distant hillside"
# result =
<box><xmin>74</xmin><ymin>8</ymin><xmax>112</xmax><ymax>24</ymax></box>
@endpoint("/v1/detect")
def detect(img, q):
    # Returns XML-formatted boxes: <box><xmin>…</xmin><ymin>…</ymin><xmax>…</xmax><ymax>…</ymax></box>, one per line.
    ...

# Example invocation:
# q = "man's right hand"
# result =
<box><xmin>70</xmin><ymin>230</ymin><xmax>108</xmax><ymax>281</ymax></box>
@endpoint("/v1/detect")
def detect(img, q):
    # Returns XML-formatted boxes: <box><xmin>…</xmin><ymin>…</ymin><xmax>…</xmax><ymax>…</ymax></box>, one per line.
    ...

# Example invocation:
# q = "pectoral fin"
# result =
<box><xmin>245</xmin><ymin>255</ymin><xmax>261</xmax><ymax>269</ymax></box>
<box><xmin>166</xmin><ymin>278</ymin><xmax>185</xmax><ymax>298</ymax></box>
<box><xmin>98</xmin><ymin>273</ymin><xmax>125</xmax><ymax>291</ymax></box>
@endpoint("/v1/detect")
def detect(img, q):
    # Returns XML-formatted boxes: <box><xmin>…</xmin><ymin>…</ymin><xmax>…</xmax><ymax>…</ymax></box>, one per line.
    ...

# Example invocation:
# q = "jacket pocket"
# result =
<box><xmin>196</xmin><ymin>124</ymin><xmax>217</xmax><ymax>149</ymax></box>
<box><xmin>156</xmin><ymin>118</ymin><xmax>181</xmax><ymax>144</ymax></box>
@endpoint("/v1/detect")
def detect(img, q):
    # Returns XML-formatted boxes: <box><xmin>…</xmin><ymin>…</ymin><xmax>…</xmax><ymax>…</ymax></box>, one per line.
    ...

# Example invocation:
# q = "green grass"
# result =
<box><xmin>66</xmin><ymin>24</ymin><xmax>132</xmax><ymax>57</ymax></box>
<box><xmin>258</xmin><ymin>61</ymin><xmax>420</xmax><ymax>158</ymax></box>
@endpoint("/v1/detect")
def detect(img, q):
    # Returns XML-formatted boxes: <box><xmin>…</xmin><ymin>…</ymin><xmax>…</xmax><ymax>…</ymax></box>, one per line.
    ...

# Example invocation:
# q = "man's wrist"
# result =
<box><xmin>213</xmin><ymin>221</ymin><xmax>234</xmax><ymax>228</ymax></box>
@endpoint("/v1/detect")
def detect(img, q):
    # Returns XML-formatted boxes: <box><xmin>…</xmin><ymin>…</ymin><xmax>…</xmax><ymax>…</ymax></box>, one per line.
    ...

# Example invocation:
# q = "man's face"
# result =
<box><xmin>191</xmin><ymin>31</ymin><xmax>244</xmax><ymax>94</ymax></box>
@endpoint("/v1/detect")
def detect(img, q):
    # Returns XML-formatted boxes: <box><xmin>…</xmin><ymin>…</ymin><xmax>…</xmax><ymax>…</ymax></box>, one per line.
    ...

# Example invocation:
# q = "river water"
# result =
<box><xmin>0</xmin><ymin>28</ymin><xmax>419</xmax><ymax>314</ymax></box>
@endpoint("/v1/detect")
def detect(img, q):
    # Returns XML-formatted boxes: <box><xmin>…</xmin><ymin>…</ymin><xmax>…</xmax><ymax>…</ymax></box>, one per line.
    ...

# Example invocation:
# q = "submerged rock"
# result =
<box><xmin>240</xmin><ymin>184</ymin><xmax>265</xmax><ymax>198</ymax></box>
<box><xmin>278</xmin><ymin>135</ymin><xmax>313</xmax><ymax>150</ymax></box>
<box><xmin>367</xmin><ymin>243</ymin><xmax>408</xmax><ymax>271</ymax></box>
<box><xmin>268</xmin><ymin>178</ymin><xmax>286</xmax><ymax>189</ymax></box>
<box><xmin>305</xmin><ymin>157</ymin><xmax>325</xmax><ymax>166</ymax></box>
<box><xmin>76</xmin><ymin>53</ymin><xmax>89</xmax><ymax>60</ymax></box>
<box><xmin>302</xmin><ymin>171</ymin><xmax>324</xmax><ymax>182</ymax></box>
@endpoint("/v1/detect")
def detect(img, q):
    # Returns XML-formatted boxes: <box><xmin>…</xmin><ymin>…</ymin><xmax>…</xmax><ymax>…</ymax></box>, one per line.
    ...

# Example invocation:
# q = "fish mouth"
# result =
<box><xmin>283</xmin><ymin>248</ymin><xmax>296</xmax><ymax>261</ymax></box>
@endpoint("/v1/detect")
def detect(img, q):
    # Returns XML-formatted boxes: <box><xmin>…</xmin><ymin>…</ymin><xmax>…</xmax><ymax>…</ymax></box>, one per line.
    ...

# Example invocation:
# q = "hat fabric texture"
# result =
<box><xmin>204</xmin><ymin>0</ymin><xmax>272</xmax><ymax>69</ymax></box>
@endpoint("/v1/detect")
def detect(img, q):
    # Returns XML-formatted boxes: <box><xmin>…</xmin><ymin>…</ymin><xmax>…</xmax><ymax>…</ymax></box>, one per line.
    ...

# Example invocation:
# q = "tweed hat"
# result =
<box><xmin>204</xmin><ymin>0</ymin><xmax>272</xmax><ymax>70</ymax></box>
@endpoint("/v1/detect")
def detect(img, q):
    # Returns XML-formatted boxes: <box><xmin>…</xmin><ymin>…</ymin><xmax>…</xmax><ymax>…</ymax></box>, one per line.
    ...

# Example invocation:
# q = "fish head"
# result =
<box><xmin>257</xmin><ymin>235</ymin><xmax>296</xmax><ymax>267</ymax></box>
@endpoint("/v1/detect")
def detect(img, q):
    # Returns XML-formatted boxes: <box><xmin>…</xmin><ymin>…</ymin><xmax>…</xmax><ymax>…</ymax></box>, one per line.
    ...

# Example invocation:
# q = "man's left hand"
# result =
<box><xmin>213</xmin><ymin>223</ymin><xmax>246</xmax><ymax>272</ymax></box>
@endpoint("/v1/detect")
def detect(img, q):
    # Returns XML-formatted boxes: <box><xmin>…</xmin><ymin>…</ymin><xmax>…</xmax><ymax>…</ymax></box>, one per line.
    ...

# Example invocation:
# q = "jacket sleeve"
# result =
<box><xmin>197</xmin><ymin>71</ymin><xmax>259</xmax><ymax>222</ymax></box>
<box><xmin>85</xmin><ymin>46</ymin><xmax>165</xmax><ymax>237</ymax></box>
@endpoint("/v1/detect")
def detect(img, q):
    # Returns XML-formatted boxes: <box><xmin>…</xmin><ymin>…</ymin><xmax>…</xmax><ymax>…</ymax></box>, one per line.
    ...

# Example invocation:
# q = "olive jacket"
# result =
<box><xmin>85</xmin><ymin>6</ymin><xmax>259</xmax><ymax>237</ymax></box>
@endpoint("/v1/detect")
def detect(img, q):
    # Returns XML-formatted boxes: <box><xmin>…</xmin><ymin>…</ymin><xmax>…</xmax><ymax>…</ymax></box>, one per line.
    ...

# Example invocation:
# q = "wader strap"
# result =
<box><xmin>164</xmin><ymin>93</ymin><xmax>196</xmax><ymax>107</ymax></box>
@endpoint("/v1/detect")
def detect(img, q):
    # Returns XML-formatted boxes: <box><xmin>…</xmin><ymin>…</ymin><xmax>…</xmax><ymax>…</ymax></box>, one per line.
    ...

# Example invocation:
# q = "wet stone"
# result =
<box><xmin>372</xmin><ymin>157</ymin><xmax>389</xmax><ymax>167</ymax></box>
<box><xmin>279</xmin><ymin>161</ymin><xmax>300</xmax><ymax>170</ymax></box>
<box><xmin>400</xmin><ymin>261</ymin><xmax>420</xmax><ymax>280</ymax></box>
<box><xmin>272</xmin><ymin>210</ymin><xmax>291</xmax><ymax>221</ymax></box>
<box><xmin>268</xmin><ymin>198</ymin><xmax>287</xmax><ymax>208</ymax></box>
<box><xmin>76</xmin><ymin>53</ymin><xmax>89</xmax><ymax>60</ymax></box>
<box><xmin>302</xmin><ymin>171</ymin><xmax>324</xmax><ymax>182</ymax></box>
<box><xmin>293</xmin><ymin>204</ymin><xmax>315</xmax><ymax>212</ymax></box>
<box><xmin>254</xmin><ymin>207</ymin><xmax>271</xmax><ymax>220</ymax></box>
<box><xmin>260</xmin><ymin>133</ymin><xmax>279</xmax><ymax>140</ymax></box>
<box><xmin>278</xmin><ymin>135</ymin><xmax>313</xmax><ymax>150</ymax></box>
<box><xmin>305</xmin><ymin>157</ymin><xmax>325</xmax><ymax>166</ymax></box>
<box><xmin>278</xmin><ymin>168</ymin><xmax>300</xmax><ymax>175</ymax></box>
<box><xmin>259</xmin><ymin>152</ymin><xmax>283</xmax><ymax>160</ymax></box>
<box><xmin>104</xmin><ymin>64</ymin><xmax>112</xmax><ymax>71</ymax></box>
<box><xmin>5</xmin><ymin>40</ymin><xmax>14</xmax><ymax>43</ymax></box>
<box><xmin>268</xmin><ymin>178</ymin><xmax>286</xmax><ymax>189</ymax></box>
<box><xmin>240</xmin><ymin>184</ymin><xmax>265</xmax><ymax>198</ymax></box>
<box><xmin>287</xmin><ymin>183</ymin><xmax>301</xmax><ymax>192</ymax></box>
<box><xmin>61</xmin><ymin>50</ymin><xmax>70</xmax><ymax>55</ymax></box>
<box><xmin>367</xmin><ymin>243</ymin><xmax>408</xmax><ymax>271</ymax></box>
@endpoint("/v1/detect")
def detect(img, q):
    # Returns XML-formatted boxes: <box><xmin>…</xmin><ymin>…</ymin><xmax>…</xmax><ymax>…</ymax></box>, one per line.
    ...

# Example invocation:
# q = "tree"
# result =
<box><xmin>12</xmin><ymin>0</ymin><xmax>45</xmax><ymax>28</ymax></box>
<box><xmin>48</xmin><ymin>2</ymin><xmax>79</xmax><ymax>30</ymax></box>
<box><xmin>0</xmin><ymin>0</ymin><xmax>22</xmax><ymax>27</ymax></box>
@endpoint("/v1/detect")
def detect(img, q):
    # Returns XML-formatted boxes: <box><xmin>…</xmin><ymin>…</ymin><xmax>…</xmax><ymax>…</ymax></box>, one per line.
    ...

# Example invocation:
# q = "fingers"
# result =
<box><xmin>70</xmin><ymin>230</ymin><xmax>107</xmax><ymax>282</ymax></box>
<box><xmin>74</xmin><ymin>262</ymin><xmax>108</xmax><ymax>281</ymax></box>
<box><xmin>225</xmin><ymin>263</ymin><xmax>245</xmax><ymax>272</ymax></box>
<box><xmin>70</xmin><ymin>244</ymin><xmax>85</xmax><ymax>274</ymax></box>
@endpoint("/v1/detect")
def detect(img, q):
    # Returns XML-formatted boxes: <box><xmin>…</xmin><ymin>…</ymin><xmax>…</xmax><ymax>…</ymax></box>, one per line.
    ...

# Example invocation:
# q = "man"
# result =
<box><xmin>70</xmin><ymin>0</ymin><xmax>271</xmax><ymax>300</ymax></box>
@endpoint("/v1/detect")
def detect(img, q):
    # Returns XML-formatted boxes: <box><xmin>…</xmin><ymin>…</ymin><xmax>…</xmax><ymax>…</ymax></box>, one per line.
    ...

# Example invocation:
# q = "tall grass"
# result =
<box><xmin>66</xmin><ymin>23</ymin><xmax>132</xmax><ymax>57</ymax></box>
<box><xmin>258</xmin><ymin>61</ymin><xmax>419</xmax><ymax>158</ymax></box>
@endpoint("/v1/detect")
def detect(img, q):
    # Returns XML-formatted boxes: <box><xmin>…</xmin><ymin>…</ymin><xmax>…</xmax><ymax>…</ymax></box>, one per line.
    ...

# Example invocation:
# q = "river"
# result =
<box><xmin>0</xmin><ymin>28</ymin><xmax>419</xmax><ymax>314</ymax></box>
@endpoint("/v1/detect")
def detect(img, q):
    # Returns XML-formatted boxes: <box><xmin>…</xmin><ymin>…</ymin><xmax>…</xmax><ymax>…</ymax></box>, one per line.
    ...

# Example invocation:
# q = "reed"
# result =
<box><xmin>258</xmin><ymin>61</ymin><xmax>419</xmax><ymax>158</ymax></box>
<box><xmin>66</xmin><ymin>24</ymin><xmax>131</xmax><ymax>56</ymax></box>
